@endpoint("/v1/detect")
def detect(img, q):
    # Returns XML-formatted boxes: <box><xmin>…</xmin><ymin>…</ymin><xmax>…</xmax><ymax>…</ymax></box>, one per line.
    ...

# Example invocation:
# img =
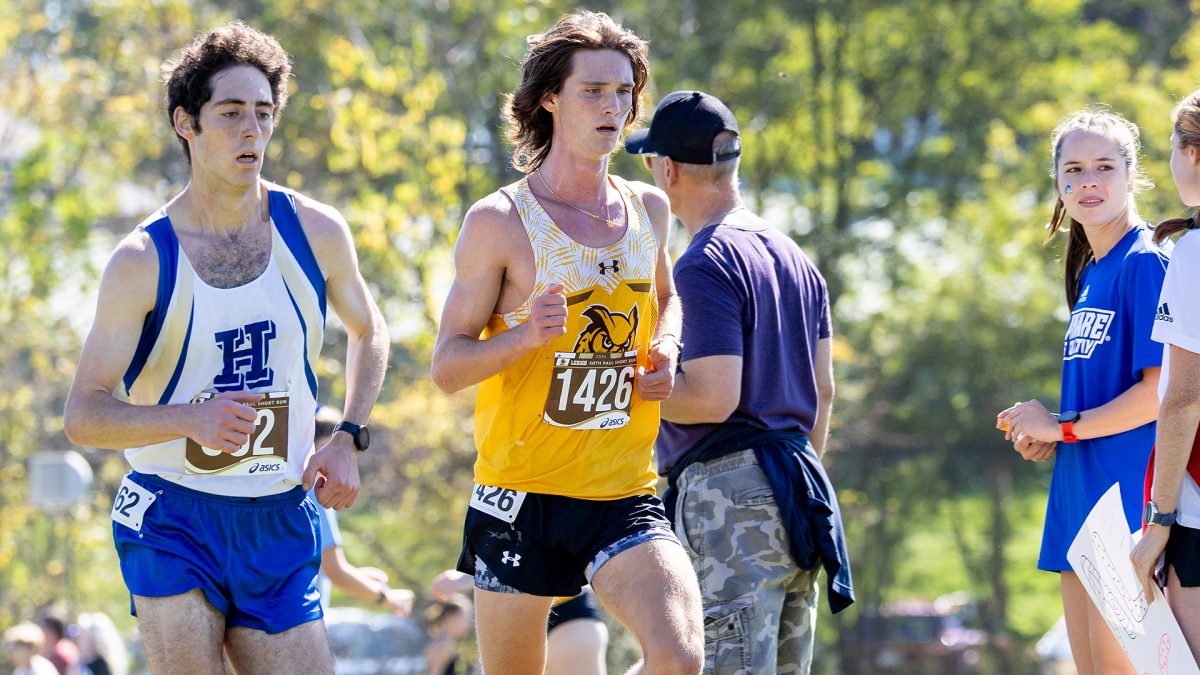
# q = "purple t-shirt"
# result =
<box><xmin>657</xmin><ymin>215</ymin><xmax>831</xmax><ymax>474</ymax></box>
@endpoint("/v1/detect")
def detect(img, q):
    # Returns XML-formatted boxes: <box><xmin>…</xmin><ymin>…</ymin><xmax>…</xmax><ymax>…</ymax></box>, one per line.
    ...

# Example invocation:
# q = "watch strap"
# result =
<box><xmin>1145</xmin><ymin>501</ymin><xmax>1178</xmax><ymax>527</ymax></box>
<box><xmin>333</xmin><ymin>421</ymin><xmax>367</xmax><ymax>451</ymax></box>
<box><xmin>1060</xmin><ymin>420</ymin><xmax>1078</xmax><ymax>443</ymax></box>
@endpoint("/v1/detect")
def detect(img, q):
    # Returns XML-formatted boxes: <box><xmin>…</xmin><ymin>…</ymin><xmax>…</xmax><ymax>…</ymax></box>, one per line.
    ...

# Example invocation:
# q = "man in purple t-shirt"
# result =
<box><xmin>626</xmin><ymin>91</ymin><xmax>845</xmax><ymax>674</ymax></box>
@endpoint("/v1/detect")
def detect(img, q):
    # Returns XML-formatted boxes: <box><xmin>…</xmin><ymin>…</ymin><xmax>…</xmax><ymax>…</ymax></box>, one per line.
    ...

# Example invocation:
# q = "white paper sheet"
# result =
<box><xmin>1067</xmin><ymin>483</ymin><xmax>1199</xmax><ymax>674</ymax></box>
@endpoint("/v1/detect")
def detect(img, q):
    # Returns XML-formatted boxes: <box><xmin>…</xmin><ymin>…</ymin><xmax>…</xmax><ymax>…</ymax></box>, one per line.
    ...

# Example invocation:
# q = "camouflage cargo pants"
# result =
<box><xmin>673</xmin><ymin>448</ymin><xmax>820</xmax><ymax>675</ymax></box>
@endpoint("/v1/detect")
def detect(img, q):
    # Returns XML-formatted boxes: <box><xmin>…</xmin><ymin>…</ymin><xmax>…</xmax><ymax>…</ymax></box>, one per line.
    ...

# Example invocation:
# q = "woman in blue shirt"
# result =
<box><xmin>998</xmin><ymin>109</ymin><xmax>1168</xmax><ymax>675</ymax></box>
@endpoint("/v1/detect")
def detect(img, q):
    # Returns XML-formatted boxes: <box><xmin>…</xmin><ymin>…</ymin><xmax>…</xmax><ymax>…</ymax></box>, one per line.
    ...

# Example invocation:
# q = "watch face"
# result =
<box><xmin>356</xmin><ymin>426</ymin><xmax>371</xmax><ymax>451</ymax></box>
<box><xmin>1144</xmin><ymin>501</ymin><xmax>1154</xmax><ymax>524</ymax></box>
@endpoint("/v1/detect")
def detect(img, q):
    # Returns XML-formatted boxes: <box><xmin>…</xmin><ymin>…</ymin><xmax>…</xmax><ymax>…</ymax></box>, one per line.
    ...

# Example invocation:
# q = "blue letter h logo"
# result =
<box><xmin>213</xmin><ymin>320</ymin><xmax>277</xmax><ymax>391</ymax></box>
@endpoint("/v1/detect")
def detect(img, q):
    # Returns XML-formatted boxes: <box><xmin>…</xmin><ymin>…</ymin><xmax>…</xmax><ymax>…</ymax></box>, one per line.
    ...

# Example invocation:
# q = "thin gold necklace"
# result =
<box><xmin>536</xmin><ymin>169</ymin><xmax>623</xmax><ymax>227</ymax></box>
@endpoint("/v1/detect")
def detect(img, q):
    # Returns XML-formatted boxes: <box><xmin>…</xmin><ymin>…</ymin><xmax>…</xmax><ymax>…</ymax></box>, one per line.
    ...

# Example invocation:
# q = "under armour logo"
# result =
<box><xmin>598</xmin><ymin>259</ymin><xmax>620</xmax><ymax>275</ymax></box>
<box><xmin>213</xmin><ymin>320</ymin><xmax>277</xmax><ymax>391</ymax></box>
<box><xmin>501</xmin><ymin>551</ymin><xmax>521</xmax><ymax>566</ymax></box>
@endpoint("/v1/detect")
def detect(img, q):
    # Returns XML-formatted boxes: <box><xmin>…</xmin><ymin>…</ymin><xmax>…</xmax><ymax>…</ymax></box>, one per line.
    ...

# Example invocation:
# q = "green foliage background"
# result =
<box><xmin>4</xmin><ymin>0</ymin><xmax>1200</xmax><ymax>671</ymax></box>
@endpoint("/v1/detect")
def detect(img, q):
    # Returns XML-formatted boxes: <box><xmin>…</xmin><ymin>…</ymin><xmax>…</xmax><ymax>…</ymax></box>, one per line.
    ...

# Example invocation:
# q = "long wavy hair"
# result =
<box><xmin>504</xmin><ymin>10</ymin><xmax>649</xmax><ymax>173</ymax></box>
<box><xmin>1045</xmin><ymin>108</ymin><xmax>1151</xmax><ymax>308</ymax></box>
<box><xmin>1155</xmin><ymin>89</ymin><xmax>1200</xmax><ymax>244</ymax></box>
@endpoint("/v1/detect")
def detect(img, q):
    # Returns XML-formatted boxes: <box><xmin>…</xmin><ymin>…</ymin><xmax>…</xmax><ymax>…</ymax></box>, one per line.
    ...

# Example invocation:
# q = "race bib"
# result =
<box><xmin>543</xmin><ymin>350</ymin><xmax>636</xmax><ymax>430</ymax></box>
<box><xmin>111</xmin><ymin>475</ymin><xmax>156</xmax><ymax>532</ymax></box>
<box><xmin>469</xmin><ymin>483</ymin><xmax>527</xmax><ymax>523</ymax></box>
<box><xmin>184</xmin><ymin>392</ymin><xmax>290</xmax><ymax>476</ymax></box>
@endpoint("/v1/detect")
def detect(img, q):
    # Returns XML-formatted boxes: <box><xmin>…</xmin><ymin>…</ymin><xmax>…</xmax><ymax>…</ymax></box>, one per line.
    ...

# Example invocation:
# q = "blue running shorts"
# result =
<box><xmin>112</xmin><ymin>471</ymin><xmax>322</xmax><ymax>634</ymax></box>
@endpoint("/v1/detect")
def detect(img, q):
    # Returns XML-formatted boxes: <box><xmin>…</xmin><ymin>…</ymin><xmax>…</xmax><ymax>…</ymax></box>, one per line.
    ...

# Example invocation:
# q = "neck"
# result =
<box><xmin>1081</xmin><ymin>206</ymin><xmax>1137</xmax><ymax>261</ymax></box>
<box><xmin>676</xmin><ymin>182</ymin><xmax>744</xmax><ymax>237</ymax></box>
<box><xmin>174</xmin><ymin>172</ymin><xmax>265</xmax><ymax>235</ymax></box>
<box><xmin>536</xmin><ymin>150</ymin><xmax>612</xmax><ymax>204</ymax></box>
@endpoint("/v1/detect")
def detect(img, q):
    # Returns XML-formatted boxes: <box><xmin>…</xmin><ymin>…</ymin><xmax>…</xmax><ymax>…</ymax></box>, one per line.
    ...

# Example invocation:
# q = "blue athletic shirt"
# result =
<box><xmin>657</xmin><ymin>215</ymin><xmax>830</xmax><ymax>473</ymax></box>
<box><xmin>1039</xmin><ymin>224</ymin><xmax>1169</xmax><ymax>571</ymax></box>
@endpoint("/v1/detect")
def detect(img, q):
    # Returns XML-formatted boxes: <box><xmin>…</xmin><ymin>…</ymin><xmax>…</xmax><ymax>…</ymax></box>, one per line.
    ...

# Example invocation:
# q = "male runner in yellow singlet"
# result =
<box><xmin>431</xmin><ymin>10</ymin><xmax>703</xmax><ymax>675</ymax></box>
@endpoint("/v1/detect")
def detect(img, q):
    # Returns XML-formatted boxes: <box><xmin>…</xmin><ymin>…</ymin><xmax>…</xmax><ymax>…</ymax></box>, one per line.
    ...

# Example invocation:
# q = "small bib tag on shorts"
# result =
<box><xmin>469</xmin><ymin>483</ymin><xmax>527</xmax><ymax>523</ymax></box>
<box><xmin>111</xmin><ymin>475</ymin><xmax>156</xmax><ymax>532</ymax></box>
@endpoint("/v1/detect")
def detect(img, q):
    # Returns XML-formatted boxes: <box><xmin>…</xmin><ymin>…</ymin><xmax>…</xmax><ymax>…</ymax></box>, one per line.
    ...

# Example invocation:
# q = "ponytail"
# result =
<box><xmin>1153</xmin><ymin>214</ymin><xmax>1198</xmax><ymax>245</ymax></box>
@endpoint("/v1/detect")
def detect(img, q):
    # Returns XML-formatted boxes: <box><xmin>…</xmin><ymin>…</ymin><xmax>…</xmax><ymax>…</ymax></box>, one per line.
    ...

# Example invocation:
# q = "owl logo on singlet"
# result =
<box><xmin>574</xmin><ymin>305</ymin><xmax>639</xmax><ymax>353</ymax></box>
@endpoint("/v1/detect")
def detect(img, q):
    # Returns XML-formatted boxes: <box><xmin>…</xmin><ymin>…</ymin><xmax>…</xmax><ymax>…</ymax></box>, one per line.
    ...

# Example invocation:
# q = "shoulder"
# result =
<box><xmin>623</xmin><ymin>178</ymin><xmax>670</xmax><ymax>224</ymax></box>
<box><xmin>1121</xmin><ymin>226</ymin><xmax>1170</xmax><ymax>277</ymax></box>
<box><xmin>104</xmin><ymin>225</ymin><xmax>161</xmax><ymax>292</ymax></box>
<box><xmin>1170</xmin><ymin>228</ymin><xmax>1200</xmax><ymax>265</ymax></box>
<box><xmin>277</xmin><ymin>186</ymin><xmax>353</xmax><ymax>247</ymax></box>
<box><xmin>457</xmin><ymin>188</ymin><xmax>526</xmax><ymax>251</ymax></box>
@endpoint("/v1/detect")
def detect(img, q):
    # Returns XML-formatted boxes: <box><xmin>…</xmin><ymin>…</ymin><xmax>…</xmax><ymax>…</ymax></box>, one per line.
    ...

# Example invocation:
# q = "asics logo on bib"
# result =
<box><xmin>1064</xmin><ymin>308</ymin><xmax>1114</xmax><ymax>360</ymax></box>
<box><xmin>598</xmin><ymin>259</ymin><xmax>621</xmax><ymax>275</ymax></box>
<box><xmin>213</xmin><ymin>320</ymin><xmax>277</xmax><ymax>391</ymax></box>
<box><xmin>501</xmin><ymin>551</ymin><xmax>521</xmax><ymax>566</ymax></box>
<box><xmin>1157</xmin><ymin>303</ymin><xmax>1174</xmax><ymax>323</ymax></box>
<box><xmin>574</xmin><ymin>305</ymin><xmax>639</xmax><ymax>353</ymax></box>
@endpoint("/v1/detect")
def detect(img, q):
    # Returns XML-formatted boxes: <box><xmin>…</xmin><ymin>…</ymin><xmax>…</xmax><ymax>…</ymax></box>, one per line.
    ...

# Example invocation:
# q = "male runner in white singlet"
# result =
<box><xmin>64</xmin><ymin>23</ymin><xmax>388</xmax><ymax>675</ymax></box>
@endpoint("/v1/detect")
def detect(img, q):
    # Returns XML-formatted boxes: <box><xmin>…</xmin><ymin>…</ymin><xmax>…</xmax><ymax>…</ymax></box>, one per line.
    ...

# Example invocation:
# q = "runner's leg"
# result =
<box><xmin>224</xmin><ymin>618</ymin><xmax>333</xmax><ymax>675</ymax></box>
<box><xmin>134</xmin><ymin>590</ymin><xmax>226</xmax><ymax>675</ymax></box>
<box><xmin>547</xmin><ymin>618</ymin><xmax>609</xmax><ymax>675</ymax></box>
<box><xmin>474</xmin><ymin>588</ymin><xmax>556</xmax><ymax>675</ymax></box>
<box><xmin>591</xmin><ymin>538</ymin><xmax>703</xmax><ymax>675</ymax></box>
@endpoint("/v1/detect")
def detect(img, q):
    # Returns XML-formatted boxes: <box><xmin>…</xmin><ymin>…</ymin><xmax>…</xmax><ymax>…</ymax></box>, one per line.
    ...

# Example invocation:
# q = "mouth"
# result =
<box><xmin>596</xmin><ymin>124</ymin><xmax>618</xmax><ymax>136</ymax></box>
<box><xmin>236</xmin><ymin>151</ymin><xmax>259</xmax><ymax>165</ymax></box>
<box><xmin>1077</xmin><ymin>197</ymin><xmax>1104</xmax><ymax>207</ymax></box>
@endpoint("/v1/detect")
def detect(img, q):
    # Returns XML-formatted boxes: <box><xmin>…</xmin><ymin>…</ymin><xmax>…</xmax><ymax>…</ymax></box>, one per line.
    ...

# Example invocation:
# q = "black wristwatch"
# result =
<box><xmin>1144</xmin><ymin>500</ymin><xmax>1178</xmax><ymax>527</ymax></box>
<box><xmin>333</xmin><ymin>421</ymin><xmax>371</xmax><ymax>452</ymax></box>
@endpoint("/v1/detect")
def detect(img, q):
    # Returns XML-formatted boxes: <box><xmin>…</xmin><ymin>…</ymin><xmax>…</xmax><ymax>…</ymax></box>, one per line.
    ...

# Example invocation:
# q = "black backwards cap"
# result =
<box><xmin>624</xmin><ymin>90</ymin><xmax>740</xmax><ymax>165</ymax></box>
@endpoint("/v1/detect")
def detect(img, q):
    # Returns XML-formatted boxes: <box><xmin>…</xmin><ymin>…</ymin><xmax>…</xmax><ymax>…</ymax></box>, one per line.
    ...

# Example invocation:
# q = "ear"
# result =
<box><xmin>541</xmin><ymin>91</ymin><xmax>558</xmax><ymax>114</ymax></box>
<box><xmin>663</xmin><ymin>157</ymin><xmax>680</xmax><ymax>187</ymax></box>
<box><xmin>172</xmin><ymin>107</ymin><xmax>195</xmax><ymax>140</ymax></box>
<box><xmin>1189</xmin><ymin>144</ymin><xmax>1200</xmax><ymax>165</ymax></box>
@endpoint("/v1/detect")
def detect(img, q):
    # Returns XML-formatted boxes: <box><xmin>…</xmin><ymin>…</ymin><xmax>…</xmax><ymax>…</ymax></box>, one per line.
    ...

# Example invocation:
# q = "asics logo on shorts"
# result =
<box><xmin>214</xmin><ymin>320</ymin><xmax>277</xmax><ymax>391</ymax></box>
<box><xmin>501</xmin><ymin>551</ymin><xmax>522</xmax><ymax>566</ymax></box>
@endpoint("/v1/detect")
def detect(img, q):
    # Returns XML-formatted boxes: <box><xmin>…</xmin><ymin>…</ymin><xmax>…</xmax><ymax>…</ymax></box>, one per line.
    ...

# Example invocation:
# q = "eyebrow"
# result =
<box><xmin>579</xmin><ymin>80</ymin><xmax>635</xmax><ymax>87</ymax></box>
<box><xmin>1061</xmin><ymin>157</ymin><xmax>1119</xmax><ymax>165</ymax></box>
<box><xmin>212</xmin><ymin>98</ymin><xmax>275</xmax><ymax>108</ymax></box>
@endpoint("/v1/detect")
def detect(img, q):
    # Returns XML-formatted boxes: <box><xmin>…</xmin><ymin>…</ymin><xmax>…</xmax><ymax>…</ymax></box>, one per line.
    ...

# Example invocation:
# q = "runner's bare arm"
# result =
<box><xmin>633</xmin><ymin>184</ymin><xmax>680</xmax><ymax>401</ymax></box>
<box><xmin>296</xmin><ymin>196</ymin><xmax>389</xmax><ymax>509</ymax></box>
<box><xmin>297</xmin><ymin>196</ymin><xmax>389</xmax><ymax>429</ymax></box>
<box><xmin>63</xmin><ymin>233</ymin><xmax>259</xmax><ymax>450</ymax></box>
<box><xmin>432</xmin><ymin>194</ymin><xmax>566</xmax><ymax>393</ymax></box>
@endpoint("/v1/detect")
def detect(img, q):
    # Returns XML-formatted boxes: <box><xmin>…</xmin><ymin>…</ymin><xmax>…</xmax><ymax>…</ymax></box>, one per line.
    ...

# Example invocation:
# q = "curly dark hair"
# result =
<box><xmin>162</xmin><ymin>22</ymin><xmax>291</xmax><ymax>163</ymax></box>
<box><xmin>504</xmin><ymin>10</ymin><xmax>650</xmax><ymax>173</ymax></box>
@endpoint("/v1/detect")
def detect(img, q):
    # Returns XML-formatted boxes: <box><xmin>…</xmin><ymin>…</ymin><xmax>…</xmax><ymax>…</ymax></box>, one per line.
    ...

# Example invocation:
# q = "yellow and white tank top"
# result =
<box><xmin>473</xmin><ymin>175</ymin><xmax>660</xmax><ymax>500</ymax></box>
<box><xmin>118</xmin><ymin>189</ymin><xmax>325</xmax><ymax>497</ymax></box>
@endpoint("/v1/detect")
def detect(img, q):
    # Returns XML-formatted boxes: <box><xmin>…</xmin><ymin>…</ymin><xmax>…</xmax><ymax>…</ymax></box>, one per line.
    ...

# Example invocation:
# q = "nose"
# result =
<box><xmin>243</xmin><ymin>114</ymin><xmax>263</xmax><ymax>139</ymax></box>
<box><xmin>1077</xmin><ymin>169</ymin><xmax>1100</xmax><ymax>188</ymax></box>
<box><xmin>604</xmin><ymin>91</ymin><xmax>622</xmax><ymax>118</ymax></box>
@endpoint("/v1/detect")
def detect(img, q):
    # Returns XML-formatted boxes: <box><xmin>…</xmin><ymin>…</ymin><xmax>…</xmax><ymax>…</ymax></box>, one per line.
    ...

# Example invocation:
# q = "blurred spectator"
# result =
<box><xmin>5</xmin><ymin>622</ymin><xmax>57</xmax><ymax>675</ymax></box>
<box><xmin>76</xmin><ymin>612</ymin><xmax>127</xmax><ymax>675</ymax></box>
<box><xmin>313</xmin><ymin>405</ymin><xmax>415</xmax><ymax>617</ymax></box>
<box><xmin>424</xmin><ymin>595</ymin><xmax>473</xmax><ymax>675</ymax></box>
<box><xmin>35</xmin><ymin>608</ymin><xmax>78</xmax><ymax>675</ymax></box>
